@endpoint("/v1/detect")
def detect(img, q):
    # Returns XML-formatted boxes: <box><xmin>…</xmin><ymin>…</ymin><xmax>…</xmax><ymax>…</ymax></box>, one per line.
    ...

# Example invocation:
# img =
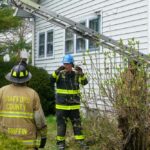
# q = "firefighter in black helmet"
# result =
<box><xmin>50</xmin><ymin>54</ymin><xmax>89</xmax><ymax>150</ymax></box>
<box><xmin>5</xmin><ymin>63</ymin><xmax>31</xmax><ymax>83</ymax></box>
<box><xmin>0</xmin><ymin>63</ymin><xmax>47</xmax><ymax>150</ymax></box>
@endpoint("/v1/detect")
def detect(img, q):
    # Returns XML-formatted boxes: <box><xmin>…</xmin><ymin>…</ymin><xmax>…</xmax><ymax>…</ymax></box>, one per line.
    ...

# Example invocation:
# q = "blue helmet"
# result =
<box><xmin>62</xmin><ymin>54</ymin><xmax>74</xmax><ymax>64</ymax></box>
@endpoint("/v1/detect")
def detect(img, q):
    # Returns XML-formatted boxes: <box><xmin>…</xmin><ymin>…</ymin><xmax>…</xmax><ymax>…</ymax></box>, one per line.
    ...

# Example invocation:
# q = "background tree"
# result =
<box><xmin>0</xmin><ymin>7</ymin><xmax>21</xmax><ymax>32</ymax></box>
<box><xmin>0</xmin><ymin>6</ymin><xmax>32</xmax><ymax>62</ymax></box>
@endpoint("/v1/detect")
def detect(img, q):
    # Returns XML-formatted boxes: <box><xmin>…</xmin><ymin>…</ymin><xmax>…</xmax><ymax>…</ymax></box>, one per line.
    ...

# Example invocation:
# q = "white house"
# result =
<box><xmin>16</xmin><ymin>0</ymin><xmax>150</xmax><ymax>111</ymax></box>
<box><xmin>30</xmin><ymin>0</ymin><xmax>150</xmax><ymax>67</ymax></box>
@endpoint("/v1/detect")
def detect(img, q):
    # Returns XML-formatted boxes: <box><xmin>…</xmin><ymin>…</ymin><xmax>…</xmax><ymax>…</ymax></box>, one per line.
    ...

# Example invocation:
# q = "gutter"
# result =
<box><xmin>31</xmin><ymin>18</ymin><xmax>35</xmax><ymax>66</ymax></box>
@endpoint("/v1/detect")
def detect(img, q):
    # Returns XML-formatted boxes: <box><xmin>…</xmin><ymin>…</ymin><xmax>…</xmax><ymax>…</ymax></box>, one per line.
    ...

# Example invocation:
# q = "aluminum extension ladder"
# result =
<box><xmin>10</xmin><ymin>0</ymin><xmax>150</xmax><ymax>65</ymax></box>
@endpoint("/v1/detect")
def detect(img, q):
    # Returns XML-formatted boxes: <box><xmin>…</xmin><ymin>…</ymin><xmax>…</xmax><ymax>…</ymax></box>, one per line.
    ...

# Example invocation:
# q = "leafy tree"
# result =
<box><xmin>0</xmin><ymin>6</ymin><xmax>32</xmax><ymax>61</ymax></box>
<box><xmin>0</xmin><ymin>7</ymin><xmax>21</xmax><ymax>32</ymax></box>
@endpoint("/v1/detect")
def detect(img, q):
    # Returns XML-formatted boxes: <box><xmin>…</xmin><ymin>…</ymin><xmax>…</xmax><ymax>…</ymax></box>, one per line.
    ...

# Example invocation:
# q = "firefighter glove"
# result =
<box><xmin>39</xmin><ymin>137</ymin><xmax>47</xmax><ymax>148</ymax></box>
<box><xmin>75</xmin><ymin>66</ymin><xmax>84</xmax><ymax>75</ymax></box>
<box><xmin>55</xmin><ymin>66</ymin><xmax>65</xmax><ymax>75</ymax></box>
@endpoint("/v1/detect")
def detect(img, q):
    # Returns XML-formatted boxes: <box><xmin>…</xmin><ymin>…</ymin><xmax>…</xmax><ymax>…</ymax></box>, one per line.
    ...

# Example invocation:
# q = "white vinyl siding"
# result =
<box><xmin>34</xmin><ymin>0</ymin><xmax>148</xmax><ymax>72</ymax></box>
<box><xmin>34</xmin><ymin>0</ymin><xmax>148</xmax><ymax>110</ymax></box>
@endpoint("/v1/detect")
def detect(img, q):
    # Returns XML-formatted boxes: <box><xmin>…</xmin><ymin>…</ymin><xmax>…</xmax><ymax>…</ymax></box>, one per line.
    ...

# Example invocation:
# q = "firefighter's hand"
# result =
<box><xmin>55</xmin><ymin>66</ymin><xmax>65</xmax><ymax>74</ymax></box>
<box><xmin>39</xmin><ymin>137</ymin><xmax>47</xmax><ymax>148</ymax></box>
<box><xmin>75</xmin><ymin>66</ymin><xmax>84</xmax><ymax>75</ymax></box>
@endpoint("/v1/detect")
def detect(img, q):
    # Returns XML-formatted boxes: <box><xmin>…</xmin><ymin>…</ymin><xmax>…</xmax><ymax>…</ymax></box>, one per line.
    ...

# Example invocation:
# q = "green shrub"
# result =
<box><xmin>28</xmin><ymin>66</ymin><xmax>55</xmax><ymax>116</ymax></box>
<box><xmin>0</xmin><ymin>133</ymin><xmax>25</xmax><ymax>150</ymax></box>
<box><xmin>0</xmin><ymin>61</ymin><xmax>55</xmax><ymax>116</ymax></box>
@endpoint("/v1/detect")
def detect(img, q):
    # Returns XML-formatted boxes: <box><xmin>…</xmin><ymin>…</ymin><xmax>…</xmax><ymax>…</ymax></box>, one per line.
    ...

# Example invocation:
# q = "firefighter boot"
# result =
<box><xmin>77</xmin><ymin>140</ymin><xmax>89</xmax><ymax>150</ymax></box>
<box><xmin>57</xmin><ymin>141</ymin><xmax>65</xmax><ymax>150</ymax></box>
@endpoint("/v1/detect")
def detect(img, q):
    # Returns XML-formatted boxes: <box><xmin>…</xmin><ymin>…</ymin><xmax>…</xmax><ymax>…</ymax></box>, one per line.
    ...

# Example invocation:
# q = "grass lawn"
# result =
<box><xmin>40</xmin><ymin>115</ymin><xmax>92</xmax><ymax>150</ymax></box>
<box><xmin>40</xmin><ymin>115</ymin><xmax>120</xmax><ymax>150</ymax></box>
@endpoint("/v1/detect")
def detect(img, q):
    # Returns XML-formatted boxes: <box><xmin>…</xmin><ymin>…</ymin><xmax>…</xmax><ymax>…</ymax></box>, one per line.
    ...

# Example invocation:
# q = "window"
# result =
<box><xmin>65</xmin><ymin>15</ymin><xmax>101</xmax><ymax>54</ymax></box>
<box><xmin>89</xmin><ymin>18</ymin><xmax>100</xmax><ymax>50</ymax></box>
<box><xmin>39</xmin><ymin>33</ymin><xmax>45</xmax><ymax>57</ymax></box>
<box><xmin>76</xmin><ymin>22</ymin><xmax>86</xmax><ymax>53</ymax></box>
<box><xmin>38</xmin><ymin>30</ymin><xmax>54</xmax><ymax>58</ymax></box>
<box><xmin>47</xmin><ymin>31</ymin><xmax>53</xmax><ymax>56</ymax></box>
<box><xmin>65</xmin><ymin>30</ymin><xmax>74</xmax><ymax>54</ymax></box>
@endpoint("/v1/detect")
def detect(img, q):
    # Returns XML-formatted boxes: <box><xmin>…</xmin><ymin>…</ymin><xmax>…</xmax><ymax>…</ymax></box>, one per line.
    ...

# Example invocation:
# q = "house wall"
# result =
<box><xmin>34</xmin><ymin>0</ymin><xmax>148</xmax><ymax>71</ymax></box>
<box><xmin>33</xmin><ymin>0</ymin><xmax>149</xmax><ymax>110</ymax></box>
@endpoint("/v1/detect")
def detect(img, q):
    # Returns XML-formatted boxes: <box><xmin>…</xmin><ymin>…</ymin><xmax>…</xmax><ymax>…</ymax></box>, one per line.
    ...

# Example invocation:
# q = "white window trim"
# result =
<box><xmin>37</xmin><ymin>29</ymin><xmax>54</xmax><ymax>60</ymax></box>
<box><xmin>38</xmin><ymin>31</ymin><xmax>45</xmax><ymax>58</ymax></box>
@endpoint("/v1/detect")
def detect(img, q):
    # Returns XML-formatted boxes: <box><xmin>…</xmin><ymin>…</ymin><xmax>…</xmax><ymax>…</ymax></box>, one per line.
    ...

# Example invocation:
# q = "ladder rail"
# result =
<box><xmin>11</xmin><ymin>0</ymin><xmax>150</xmax><ymax>64</ymax></box>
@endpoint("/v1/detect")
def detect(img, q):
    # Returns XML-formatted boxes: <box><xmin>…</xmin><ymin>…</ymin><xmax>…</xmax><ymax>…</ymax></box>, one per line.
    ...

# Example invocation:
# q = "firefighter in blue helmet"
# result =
<box><xmin>50</xmin><ymin>54</ymin><xmax>89</xmax><ymax>150</ymax></box>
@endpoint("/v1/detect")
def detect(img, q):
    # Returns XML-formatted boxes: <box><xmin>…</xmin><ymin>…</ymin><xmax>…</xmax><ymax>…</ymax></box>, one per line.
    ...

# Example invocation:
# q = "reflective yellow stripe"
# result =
<box><xmin>52</xmin><ymin>72</ymin><xmax>57</xmax><ymax>78</ymax></box>
<box><xmin>22</xmin><ymin>139</ymin><xmax>40</xmax><ymax>147</ymax></box>
<box><xmin>56</xmin><ymin>104</ymin><xmax>80</xmax><ymax>110</ymax></box>
<box><xmin>0</xmin><ymin>111</ymin><xmax>33</xmax><ymax>119</ymax></box>
<box><xmin>20</xmin><ymin>72</ymin><xmax>24</xmax><ymax>77</ymax></box>
<box><xmin>26</xmin><ymin>70</ymin><xmax>28</xmax><ymax>76</ymax></box>
<box><xmin>12</xmin><ymin>71</ymin><xmax>17</xmax><ymax>77</ymax></box>
<box><xmin>56</xmin><ymin>136</ymin><xmax>65</xmax><ymax>141</ymax></box>
<box><xmin>79</xmin><ymin>75</ymin><xmax>86</xmax><ymax>83</ymax></box>
<box><xmin>74</xmin><ymin>135</ymin><xmax>85</xmax><ymax>140</ymax></box>
<box><xmin>56</xmin><ymin>89</ymin><xmax>80</xmax><ymax>94</ymax></box>
<box><xmin>52</xmin><ymin>72</ymin><xmax>59</xmax><ymax>81</ymax></box>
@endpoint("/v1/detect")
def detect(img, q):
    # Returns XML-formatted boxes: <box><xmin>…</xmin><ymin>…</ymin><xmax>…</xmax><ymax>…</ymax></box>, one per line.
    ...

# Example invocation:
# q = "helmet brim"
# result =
<box><xmin>5</xmin><ymin>72</ymin><xmax>32</xmax><ymax>84</ymax></box>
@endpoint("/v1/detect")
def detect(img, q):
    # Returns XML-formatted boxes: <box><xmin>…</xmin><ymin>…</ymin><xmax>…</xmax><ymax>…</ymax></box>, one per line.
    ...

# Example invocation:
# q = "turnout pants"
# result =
<box><xmin>56</xmin><ymin>109</ymin><xmax>84</xmax><ymax>144</ymax></box>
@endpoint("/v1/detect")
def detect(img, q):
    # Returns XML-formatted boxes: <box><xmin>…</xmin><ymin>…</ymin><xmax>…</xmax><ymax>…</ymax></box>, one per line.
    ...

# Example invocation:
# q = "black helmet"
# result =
<box><xmin>5</xmin><ymin>64</ymin><xmax>32</xmax><ymax>83</ymax></box>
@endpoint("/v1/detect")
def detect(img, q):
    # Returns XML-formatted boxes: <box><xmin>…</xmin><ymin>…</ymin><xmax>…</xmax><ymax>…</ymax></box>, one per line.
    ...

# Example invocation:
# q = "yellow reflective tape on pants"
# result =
<box><xmin>56</xmin><ymin>136</ymin><xmax>65</xmax><ymax>141</ymax></box>
<box><xmin>56</xmin><ymin>104</ymin><xmax>80</xmax><ymax>110</ymax></box>
<box><xmin>56</xmin><ymin>89</ymin><xmax>80</xmax><ymax>94</ymax></box>
<box><xmin>74</xmin><ymin>135</ymin><xmax>85</xmax><ymax>140</ymax></box>
<box><xmin>0</xmin><ymin>111</ymin><xmax>33</xmax><ymax>119</ymax></box>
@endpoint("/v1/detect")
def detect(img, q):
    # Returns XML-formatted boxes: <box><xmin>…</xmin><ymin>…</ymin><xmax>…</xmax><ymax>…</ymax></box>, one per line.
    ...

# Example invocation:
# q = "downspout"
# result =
<box><xmin>148</xmin><ymin>0</ymin><xmax>150</xmax><ymax>54</ymax></box>
<box><xmin>31</xmin><ymin>18</ymin><xmax>35</xmax><ymax>66</ymax></box>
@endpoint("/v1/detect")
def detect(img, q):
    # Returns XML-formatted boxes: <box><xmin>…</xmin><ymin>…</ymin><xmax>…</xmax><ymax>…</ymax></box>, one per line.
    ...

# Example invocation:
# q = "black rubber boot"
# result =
<box><xmin>77</xmin><ymin>140</ymin><xmax>89</xmax><ymax>150</ymax></box>
<box><xmin>57</xmin><ymin>141</ymin><xmax>65</xmax><ymax>150</ymax></box>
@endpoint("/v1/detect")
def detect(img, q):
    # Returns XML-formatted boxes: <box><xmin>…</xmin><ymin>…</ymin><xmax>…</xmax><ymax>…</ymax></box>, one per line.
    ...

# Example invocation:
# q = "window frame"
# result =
<box><xmin>38</xmin><ymin>32</ymin><xmax>45</xmax><ymax>58</ymax></box>
<box><xmin>38</xmin><ymin>29</ymin><xmax>54</xmax><ymax>59</ymax></box>
<box><xmin>65</xmin><ymin>30</ymin><xmax>74</xmax><ymax>54</ymax></box>
<box><xmin>46</xmin><ymin>30</ymin><xmax>54</xmax><ymax>57</ymax></box>
<box><xmin>76</xmin><ymin>21</ymin><xmax>86</xmax><ymax>53</ymax></box>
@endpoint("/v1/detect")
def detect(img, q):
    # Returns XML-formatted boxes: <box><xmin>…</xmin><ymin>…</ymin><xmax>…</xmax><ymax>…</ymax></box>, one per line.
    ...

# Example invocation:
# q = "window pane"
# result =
<box><xmin>76</xmin><ymin>22</ymin><xmax>86</xmax><ymax>52</ymax></box>
<box><xmin>39</xmin><ymin>33</ymin><xmax>45</xmax><ymax>57</ymax></box>
<box><xmin>65</xmin><ymin>30</ymin><xmax>74</xmax><ymax>54</ymax></box>
<box><xmin>66</xmin><ymin>31</ymin><xmax>74</xmax><ymax>39</ymax></box>
<box><xmin>89</xmin><ymin>18</ymin><xmax>100</xmax><ymax>50</ymax></box>
<box><xmin>39</xmin><ymin>45</ymin><xmax>44</xmax><ymax>56</ymax></box>
<box><xmin>89</xmin><ymin>18</ymin><xmax>99</xmax><ymax>32</ymax></box>
<box><xmin>76</xmin><ymin>38</ymin><xmax>86</xmax><ymax>52</ymax></box>
<box><xmin>65</xmin><ymin>40</ymin><xmax>73</xmax><ymax>54</ymax></box>
<box><xmin>47</xmin><ymin>32</ymin><xmax>53</xmax><ymax>42</ymax></box>
<box><xmin>47</xmin><ymin>31</ymin><xmax>53</xmax><ymax>56</ymax></box>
